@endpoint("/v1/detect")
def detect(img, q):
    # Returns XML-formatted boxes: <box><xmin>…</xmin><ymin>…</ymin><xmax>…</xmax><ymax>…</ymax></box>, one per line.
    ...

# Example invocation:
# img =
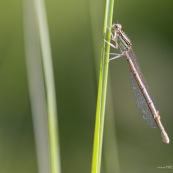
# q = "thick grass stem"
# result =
<box><xmin>91</xmin><ymin>0</ymin><xmax>115</xmax><ymax>173</ymax></box>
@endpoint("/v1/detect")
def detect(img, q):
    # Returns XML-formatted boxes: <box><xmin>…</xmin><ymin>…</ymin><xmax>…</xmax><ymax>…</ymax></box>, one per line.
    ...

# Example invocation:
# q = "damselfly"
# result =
<box><xmin>105</xmin><ymin>23</ymin><xmax>170</xmax><ymax>144</ymax></box>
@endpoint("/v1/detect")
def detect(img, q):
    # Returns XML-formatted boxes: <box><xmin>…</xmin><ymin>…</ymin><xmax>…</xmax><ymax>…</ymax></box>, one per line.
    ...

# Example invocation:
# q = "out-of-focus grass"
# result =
<box><xmin>24</xmin><ymin>0</ymin><xmax>50</xmax><ymax>173</ymax></box>
<box><xmin>33</xmin><ymin>0</ymin><xmax>61</xmax><ymax>173</ymax></box>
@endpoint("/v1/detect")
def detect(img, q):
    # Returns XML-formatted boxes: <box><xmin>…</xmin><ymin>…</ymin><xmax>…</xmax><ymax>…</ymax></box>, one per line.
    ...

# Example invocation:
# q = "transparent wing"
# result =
<box><xmin>130</xmin><ymin>71</ymin><xmax>157</xmax><ymax>128</ymax></box>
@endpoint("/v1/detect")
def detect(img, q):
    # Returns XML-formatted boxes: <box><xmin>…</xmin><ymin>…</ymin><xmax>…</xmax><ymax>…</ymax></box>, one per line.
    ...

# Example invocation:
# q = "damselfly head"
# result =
<box><xmin>111</xmin><ymin>23</ymin><xmax>122</xmax><ymax>32</ymax></box>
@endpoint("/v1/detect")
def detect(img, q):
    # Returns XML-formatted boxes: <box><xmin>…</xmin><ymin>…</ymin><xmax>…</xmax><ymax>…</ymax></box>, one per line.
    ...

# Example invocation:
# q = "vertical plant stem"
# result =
<box><xmin>91</xmin><ymin>0</ymin><xmax>114</xmax><ymax>173</ymax></box>
<box><xmin>33</xmin><ymin>0</ymin><xmax>61</xmax><ymax>173</ymax></box>
<box><xmin>23</xmin><ymin>0</ymin><xmax>50</xmax><ymax>173</ymax></box>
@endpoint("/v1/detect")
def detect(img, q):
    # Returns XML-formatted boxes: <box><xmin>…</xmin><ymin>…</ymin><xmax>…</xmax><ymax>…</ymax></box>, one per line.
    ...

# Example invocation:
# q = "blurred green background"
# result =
<box><xmin>0</xmin><ymin>0</ymin><xmax>173</xmax><ymax>173</ymax></box>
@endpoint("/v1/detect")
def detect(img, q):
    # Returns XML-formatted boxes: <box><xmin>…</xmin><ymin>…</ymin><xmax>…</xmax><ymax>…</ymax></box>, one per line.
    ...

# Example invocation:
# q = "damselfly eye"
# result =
<box><xmin>111</xmin><ymin>23</ymin><xmax>122</xmax><ymax>31</ymax></box>
<box><xmin>115</xmin><ymin>24</ymin><xmax>122</xmax><ymax>30</ymax></box>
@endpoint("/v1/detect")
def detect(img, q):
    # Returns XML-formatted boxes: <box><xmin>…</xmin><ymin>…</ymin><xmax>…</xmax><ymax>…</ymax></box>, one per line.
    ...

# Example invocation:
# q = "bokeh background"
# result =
<box><xmin>0</xmin><ymin>0</ymin><xmax>173</xmax><ymax>173</ymax></box>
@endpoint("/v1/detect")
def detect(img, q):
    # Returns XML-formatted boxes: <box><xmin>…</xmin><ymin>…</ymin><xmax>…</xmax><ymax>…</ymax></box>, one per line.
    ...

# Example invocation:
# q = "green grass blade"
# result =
<box><xmin>91</xmin><ymin>0</ymin><xmax>115</xmax><ymax>173</ymax></box>
<box><xmin>23</xmin><ymin>1</ymin><xmax>50</xmax><ymax>172</ymax></box>
<box><xmin>33</xmin><ymin>0</ymin><xmax>61</xmax><ymax>173</ymax></box>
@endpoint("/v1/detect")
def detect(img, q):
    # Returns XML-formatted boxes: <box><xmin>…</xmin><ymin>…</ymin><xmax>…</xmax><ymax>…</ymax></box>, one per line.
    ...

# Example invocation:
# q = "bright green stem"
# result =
<box><xmin>33</xmin><ymin>0</ymin><xmax>61</xmax><ymax>173</ymax></box>
<box><xmin>91</xmin><ymin>0</ymin><xmax>114</xmax><ymax>173</ymax></box>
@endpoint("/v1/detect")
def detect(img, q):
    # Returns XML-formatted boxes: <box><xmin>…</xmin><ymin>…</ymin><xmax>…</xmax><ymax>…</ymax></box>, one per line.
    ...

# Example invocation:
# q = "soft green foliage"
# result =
<box><xmin>33</xmin><ymin>0</ymin><xmax>61</xmax><ymax>173</ymax></box>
